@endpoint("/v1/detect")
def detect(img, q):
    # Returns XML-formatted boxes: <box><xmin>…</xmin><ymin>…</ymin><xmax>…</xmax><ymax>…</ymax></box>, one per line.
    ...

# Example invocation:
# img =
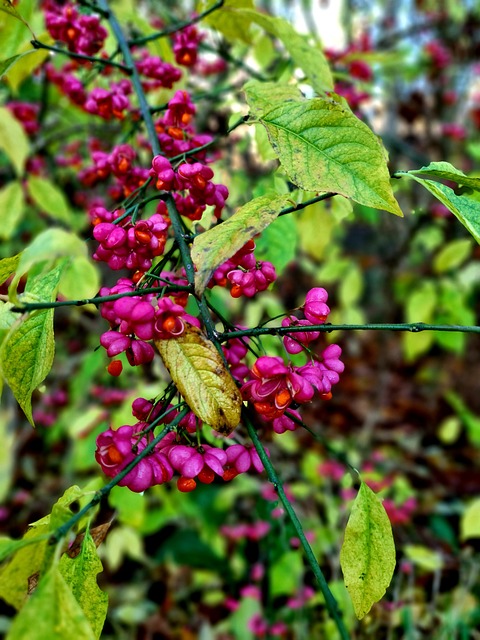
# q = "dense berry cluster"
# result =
<box><xmin>17</xmin><ymin>0</ymin><xmax>345</xmax><ymax>497</ymax></box>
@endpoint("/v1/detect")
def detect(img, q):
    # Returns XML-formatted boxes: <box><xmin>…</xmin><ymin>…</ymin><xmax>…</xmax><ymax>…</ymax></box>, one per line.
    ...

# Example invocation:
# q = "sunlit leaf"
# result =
<box><xmin>245</xmin><ymin>83</ymin><xmax>403</xmax><ymax>216</ymax></box>
<box><xmin>404</xmin><ymin>545</ymin><xmax>443</xmax><ymax>571</ymax></box>
<box><xmin>202</xmin><ymin>0</ymin><xmax>256</xmax><ymax>43</ymax></box>
<box><xmin>460</xmin><ymin>498</ymin><xmax>480</xmax><ymax>541</ymax></box>
<box><xmin>6</xmin><ymin>568</ymin><xmax>96</xmax><ymax>640</ymax></box>
<box><xmin>0</xmin><ymin>51</ymin><xmax>36</xmax><ymax>79</ymax></box>
<box><xmin>398</xmin><ymin>164</ymin><xmax>480</xmax><ymax>243</ymax></box>
<box><xmin>340</xmin><ymin>482</ymin><xmax>396</xmax><ymax>620</ymax></box>
<box><xmin>433</xmin><ymin>239</ymin><xmax>472</xmax><ymax>273</ymax></box>
<box><xmin>0</xmin><ymin>181</ymin><xmax>25</xmax><ymax>239</ymax></box>
<box><xmin>59</xmin><ymin>532</ymin><xmax>108</xmax><ymax>639</ymax></box>
<box><xmin>191</xmin><ymin>193</ymin><xmax>293</xmax><ymax>296</ymax></box>
<box><xmin>242</xmin><ymin>12</ymin><xmax>333</xmax><ymax>93</ymax></box>
<box><xmin>27</xmin><ymin>176</ymin><xmax>74</xmax><ymax>226</ymax></box>
<box><xmin>0</xmin><ymin>106</ymin><xmax>30</xmax><ymax>176</ymax></box>
<box><xmin>9</xmin><ymin>228</ymin><xmax>88</xmax><ymax>298</ymax></box>
<box><xmin>155</xmin><ymin>324</ymin><xmax>242</xmax><ymax>435</ymax></box>
<box><xmin>0</xmin><ymin>262</ymin><xmax>65</xmax><ymax>424</ymax></box>
<box><xmin>0</xmin><ymin>254</ymin><xmax>21</xmax><ymax>284</ymax></box>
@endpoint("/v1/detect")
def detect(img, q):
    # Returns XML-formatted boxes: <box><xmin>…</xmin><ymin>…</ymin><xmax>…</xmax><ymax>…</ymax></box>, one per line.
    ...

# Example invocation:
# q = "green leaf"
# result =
<box><xmin>9</xmin><ymin>228</ymin><xmax>88</xmax><ymax>297</ymax></box>
<box><xmin>203</xmin><ymin>0</ymin><xmax>256</xmax><ymax>44</ymax></box>
<box><xmin>154</xmin><ymin>324</ymin><xmax>242</xmax><ymax>435</ymax></box>
<box><xmin>6</xmin><ymin>567</ymin><xmax>96</xmax><ymax>640</ymax></box>
<box><xmin>445</xmin><ymin>391</ymin><xmax>480</xmax><ymax>446</ymax></box>
<box><xmin>59</xmin><ymin>256</ymin><xmax>100</xmax><ymax>301</ymax></box>
<box><xmin>0</xmin><ymin>533</ymin><xmax>49</xmax><ymax>565</ymax></box>
<box><xmin>242</xmin><ymin>12</ymin><xmax>333</xmax><ymax>93</ymax></box>
<box><xmin>433</xmin><ymin>238</ymin><xmax>472</xmax><ymax>273</ymax></box>
<box><xmin>0</xmin><ymin>526</ymin><xmax>49</xmax><ymax>609</ymax></box>
<box><xmin>59</xmin><ymin>532</ymin><xmax>108</xmax><ymax>639</ymax></box>
<box><xmin>0</xmin><ymin>181</ymin><xmax>25</xmax><ymax>239</ymax></box>
<box><xmin>270</xmin><ymin>551</ymin><xmax>303</xmax><ymax>597</ymax></box>
<box><xmin>0</xmin><ymin>50</ymin><xmax>36</xmax><ymax>79</ymax></box>
<box><xmin>405</xmin><ymin>161</ymin><xmax>480</xmax><ymax>194</ymax></box>
<box><xmin>404</xmin><ymin>545</ymin><xmax>443</xmax><ymax>572</ymax></box>
<box><xmin>27</xmin><ymin>176</ymin><xmax>73</xmax><ymax>226</ymax></box>
<box><xmin>0</xmin><ymin>106</ymin><xmax>30</xmax><ymax>176</ymax></box>
<box><xmin>340</xmin><ymin>482</ymin><xmax>396</xmax><ymax>620</ymax></box>
<box><xmin>252</xmin><ymin>212</ymin><xmax>297</xmax><ymax>275</ymax></box>
<box><xmin>5</xmin><ymin>40</ymin><xmax>51</xmax><ymax>93</ymax></box>
<box><xmin>0</xmin><ymin>262</ymin><xmax>65</xmax><ymax>424</ymax></box>
<box><xmin>244</xmin><ymin>81</ymin><xmax>304</xmax><ymax>114</ymax></box>
<box><xmin>0</xmin><ymin>253</ymin><xmax>21</xmax><ymax>284</ymax></box>
<box><xmin>399</xmin><ymin>170</ymin><xmax>480</xmax><ymax>243</ymax></box>
<box><xmin>245</xmin><ymin>84</ymin><xmax>403</xmax><ymax>216</ymax></box>
<box><xmin>191</xmin><ymin>193</ymin><xmax>293</xmax><ymax>296</ymax></box>
<box><xmin>460</xmin><ymin>498</ymin><xmax>480</xmax><ymax>541</ymax></box>
<box><xmin>402</xmin><ymin>280</ymin><xmax>436</xmax><ymax>362</ymax></box>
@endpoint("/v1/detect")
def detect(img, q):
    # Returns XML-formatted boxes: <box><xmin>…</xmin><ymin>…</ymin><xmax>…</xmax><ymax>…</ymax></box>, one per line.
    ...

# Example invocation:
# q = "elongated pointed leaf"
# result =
<box><xmin>399</xmin><ymin>170</ymin><xmax>480</xmax><ymax>243</ymax></box>
<box><xmin>0</xmin><ymin>51</ymin><xmax>36</xmax><ymax>79</ymax></box>
<box><xmin>403</xmin><ymin>161</ymin><xmax>480</xmax><ymax>193</ymax></box>
<box><xmin>6</xmin><ymin>568</ymin><xmax>96</xmax><ymax>640</ymax></box>
<box><xmin>155</xmin><ymin>325</ymin><xmax>242</xmax><ymax>435</ymax></box>
<box><xmin>0</xmin><ymin>107</ymin><xmax>29</xmax><ymax>176</ymax></box>
<box><xmin>59</xmin><ymin>532</ymin><xmax>108</xmax><ymax>639</ymax></box>
<box><xmin>0</xmin><ymin>262</ymin><xmax>65</xmax><ymax>424</ymax></box>
<box><xmin>0</xmin><ymin>180</ymin><xmax>25</xmax><ymax>239</ymax></box>
<box><xmin>340</xmin><ymin>482</ymin><xmax>396</xmax><ymax>620</ymax></box>
<box><xmin>242</xmin><ymin>11</ymin><xmax>333</xmax><ymax>92</ymax></box>
<box><xmin>245</xmin><ymin>83</ymin><xmax>403</xmax><ymax>216</ymax></box>
<box><xmin>27</xmin><ymin>176</ymin><xmax>73</xmax><ymax>226</ymax></box>
<box><xmin>191</xmin><ymin>194</ymin><xmax>293</xmax><ymax>296</ymax></box>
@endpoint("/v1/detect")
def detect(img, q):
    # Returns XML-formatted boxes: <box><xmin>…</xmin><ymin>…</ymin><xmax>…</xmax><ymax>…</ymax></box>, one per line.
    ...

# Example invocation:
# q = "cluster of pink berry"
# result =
<box><xmin>44</xmin><ymin>1</ymin><xmax>108</xmax><ymax>56</ymax></box>
<box><xmin>210</xmin><ymin>239</ymin><xmax>277</xmax><ymax>298</ymax></box>
<box><xmin>95</xmin><ymin>398</ymin><xmax>267</xmax><ymax>492</ymax></box>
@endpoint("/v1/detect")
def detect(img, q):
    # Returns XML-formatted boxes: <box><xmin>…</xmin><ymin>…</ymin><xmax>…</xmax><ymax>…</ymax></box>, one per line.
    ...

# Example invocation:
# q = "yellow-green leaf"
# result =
<box><xmin>242</xmin><ymin>12</ymin><xmax>333</xmax><ymax>93</ymax></box>
<box><xmin>0</xmin><ymin>181</ymin><xmax>25</xmax><ymax>239</ymax></box>
<box><xmin>202</xmin><ymin>0</ymin><xmax>256</xmax><ymax>44</ymax></box>
<box><xmin>340</xmin><ymin>482</ymin><xmax>396</xmax><ymax>620</ymax></box>
<box><xmin>460</xmin><ymin>498</ymin><xmax>480</xmax><ymax>541</ymax></box>
<box><xmin>0</xmin><ymin>253</ymin><xmax>21</xmax><ymax>285</ymax></box>
<box><xmin>27</xmin><ymin>176</ymin><xmax>73</xmax><ymax>226</ymax></box>
<box><xmin>404</xmin><ymin>545</ymin><xmax>443</xmax><ymax>572</ymax></box>
<box><xmin>433</xmin><ymin>238</ymin><xmax>472</xmax><ymax>273</ymax></box>
<box><xmin>191</xmin><ymin>193</ymin><xmax>293</xmax><ymax>296</ymax></box>
<box><xmin>154</xmin><ymin>324</ymin><xmax>242</xmax><ymax>435</ymax></box>
<box><xmin>0</xmin><ymin>262</ymin><xmax>65</xmax><ymax>424</ymax></box>
<box><xmin>59</xmin><ymin>532</ymin><xmax>108</xmax><ymax>639</ymax></box>
<box><xmin>6</xmin><ymin>568</ymin><xmax>96</xmax><ymax>640</ymax></box>
<box><xmin>0</xmin><ymin>106</ymin><xmax>30</xmax><ymax>176</ymax></box>
<box><xmin>245</xmin><ymin>82</ymin><xmax>403</xmax><ymax>216</ymax></box>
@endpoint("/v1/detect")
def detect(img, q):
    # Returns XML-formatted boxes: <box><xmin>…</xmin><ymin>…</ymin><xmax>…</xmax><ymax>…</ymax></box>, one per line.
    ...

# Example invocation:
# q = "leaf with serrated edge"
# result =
<box><xmin>59</xmin><ymin>531</ymin><xmax>108</xmax><ymax>639</ymax></box>
<box><xmin>245</xmin><ymin>83</ymin><xmax>403</xmax><ymax>216</ymax></box>
<box><xmin>6</xmin><ymin>568</ymin><xmax>96</xmax><ymax>640</ymax></box>
<box><xmin>155</xmin><ymin>325</ymin><xmax>242</xmax><ymax>435</ymax></box>
<box><xmin>402</xmin><ymin>174</ymin><xmax>480</xmax><ymax>244</ymax></box>
<box><xmin>404</xmin><ymin>161</ymin><xmax>480</xmax><ymax>193</ymax></box>
<box><xmin>191</xmin><ymin>194</ymin><xmax>293</xmax><ymax>296</ymax></box>
<box><xmin>0</xmin><ymin>262</ymin><xmax>65</xmax><ymax>424</ymax></box>
<box><xmin>340</xmin><ymin>482</ymin><xmax>396</xmax><ymax>620</ymax></box>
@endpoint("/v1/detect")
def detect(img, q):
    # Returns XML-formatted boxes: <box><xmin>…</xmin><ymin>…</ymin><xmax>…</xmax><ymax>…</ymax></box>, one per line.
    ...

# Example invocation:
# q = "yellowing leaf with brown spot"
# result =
<box><xmin>155</xmin><ymin>325</ymin><xmax>242</xmax><ymax>435</ymax></box>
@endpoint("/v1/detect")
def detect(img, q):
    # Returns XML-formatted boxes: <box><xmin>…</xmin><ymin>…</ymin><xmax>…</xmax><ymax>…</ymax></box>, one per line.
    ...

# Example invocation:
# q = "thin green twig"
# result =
<box><xmin>128</xmin><ymin>0</ymin><xmax>225</xmax><ymax>46</ymax></box>
<box><xmin>31</xmin><ymin>39</ymin><xmax>131</xmax><ymax>73</ymax></box>
<box><xmin>244</xmin><ymin>409</ymin><xmax>351</xmax><ymax>640</ymax></box>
